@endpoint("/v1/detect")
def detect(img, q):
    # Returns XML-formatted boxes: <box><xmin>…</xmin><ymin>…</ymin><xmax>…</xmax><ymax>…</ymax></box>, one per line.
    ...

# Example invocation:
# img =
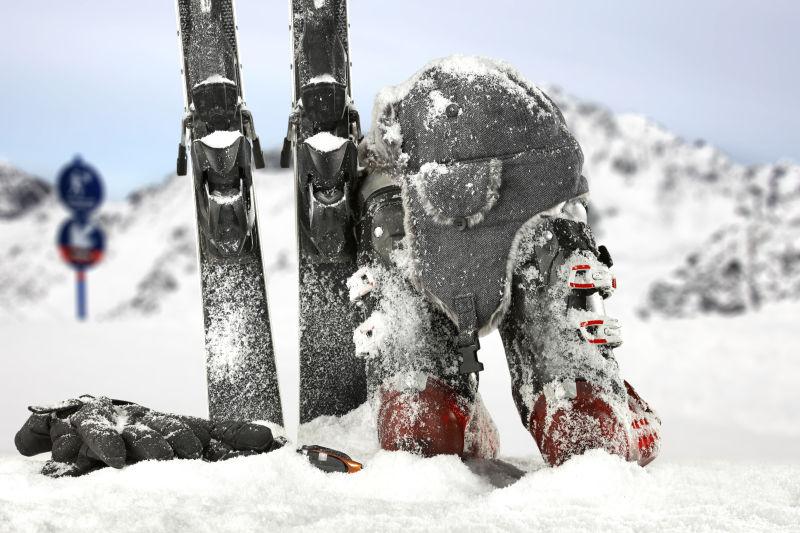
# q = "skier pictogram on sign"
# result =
<box><xmin>56</xmin><ymin>156</ymin><xmax>105</xmax><ymax>218</ymax></box>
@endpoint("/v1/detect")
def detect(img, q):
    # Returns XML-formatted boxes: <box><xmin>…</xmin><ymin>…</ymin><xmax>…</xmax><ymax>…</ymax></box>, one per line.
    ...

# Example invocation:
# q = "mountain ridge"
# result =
<box><xmin>1</xmin><ymin>88</ymin><xmax>798</xmax><ymax>320</ymax></box>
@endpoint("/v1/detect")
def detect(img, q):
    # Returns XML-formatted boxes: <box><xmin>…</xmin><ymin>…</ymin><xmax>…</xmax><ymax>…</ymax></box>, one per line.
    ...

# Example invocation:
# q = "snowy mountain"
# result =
<box><xmin>549</xmin><ymin>87</ymin><xmax>800</xmax><ymax>317</ymax></box>
<box><xmin>0</xmin><ymin>163</ymin><xmax>52</xmax><ymax>220</ymax></box>
<box><xmin>0</xmin><ymin>90</ymin><xmax>798</xmax><ymax>321</ymax></box>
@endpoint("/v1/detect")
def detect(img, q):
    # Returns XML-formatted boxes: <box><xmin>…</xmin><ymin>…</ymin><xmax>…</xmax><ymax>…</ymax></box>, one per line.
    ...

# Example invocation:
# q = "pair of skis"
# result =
<box><xmin>175</xmin><ymin>0</ymin><xmax>364</xmax><ymax>426</ymax></box>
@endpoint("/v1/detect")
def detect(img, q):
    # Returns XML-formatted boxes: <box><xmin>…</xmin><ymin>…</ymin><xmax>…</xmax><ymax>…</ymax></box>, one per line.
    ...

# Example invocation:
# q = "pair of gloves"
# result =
<box><xmin>15</xmin><ymin>395</ymin><xmax>284</xmax><ymax>478</ymax></box>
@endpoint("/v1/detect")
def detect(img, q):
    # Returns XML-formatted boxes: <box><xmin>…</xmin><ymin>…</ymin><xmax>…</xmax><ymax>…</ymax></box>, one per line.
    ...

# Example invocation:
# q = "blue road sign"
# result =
<box><xmin>56</xmin><ymin>156</ymin><xmax>104</xmax><ymax>217</ymax></box>
<box><xmin>57</xmin><ymin>219</ymin><xmax>106</xmax><ymax>269</ymax></box>
<box><xmin>57</xmin><ymin>218</ymin><xmax>106</xmax><ymax>320</ymax></box>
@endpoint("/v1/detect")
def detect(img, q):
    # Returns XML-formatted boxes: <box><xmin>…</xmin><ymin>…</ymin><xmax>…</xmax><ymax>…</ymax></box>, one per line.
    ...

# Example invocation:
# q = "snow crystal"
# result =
<box><xmin>305</xmin><ymin>131</ymin><xmax>348</xmax><ymax>153</ymax></box>
<box><xmin>113</xmin><ymin>405</ymin><xmax>129</xmax><ymax>434</ymax></box>
<box><xmin>192</xmin><ymin>74</ymin><xmax>236</xmax><ymax>88</ymax></box>
<box><xmin>381</xmin><ymin>122</ymin><xmax>402</xmax><ymax>145</ymax></box>
<box><xmin>308</xmin><ymin>73</ymin><xmax>337</xmax><ymax>84</ymax></box>
<box><xmin>424</xmin><ymin>90</ymin><xmax>456</xmax><ymax>129</ymax></box>
<box><xmin>198</xmin><ymin>130</ymin><xmax>242</xmax><ymax>149</ymax></box>
<box><xmin>208</xmin><ymin>190</ymin><xmax>243</xmax><ymax>205</ymax></box>
<box><xmin>352</xmin><ymin>263</ymin><xmax>457</xmax><ymax>382</ymax></box>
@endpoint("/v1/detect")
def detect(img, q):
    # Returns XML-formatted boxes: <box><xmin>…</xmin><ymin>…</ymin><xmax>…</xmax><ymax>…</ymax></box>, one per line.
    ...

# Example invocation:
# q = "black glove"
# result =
<box><xmin>14</xmin><ymin>395</ymin><xmax>284</xmax><ymax>477</ymax></box>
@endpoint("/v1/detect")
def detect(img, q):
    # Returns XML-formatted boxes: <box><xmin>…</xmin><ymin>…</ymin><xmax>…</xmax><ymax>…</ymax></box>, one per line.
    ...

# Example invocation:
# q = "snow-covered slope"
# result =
<box><xmin>0</xmin><ymin>169</ymin><xmax>295</xmax><ymax>321</ymax></box>
<box><xmin>1</xmin><ymin>449</ymin><xmax>797</xmax><ymax>533</ymax></box>
<box><xmin>550</xmin><ymin>88</ymin><xmax>800</xmax><ymax>317</ymax></box>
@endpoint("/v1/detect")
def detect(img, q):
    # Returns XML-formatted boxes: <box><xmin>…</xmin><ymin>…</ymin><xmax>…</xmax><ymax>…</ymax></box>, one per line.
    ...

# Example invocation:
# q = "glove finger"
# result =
<box><xmin>203</xmin><ymin>440</ymin><xmax>260</xmax><ymax>462</ymax></box>
<box><xmin>41</xmin><ymin>459</ymin><xmax>104</xmax><ymax>478</ymax></box>
<box><xmin>75</xmin><ymin>444</ymin><xmax>107</xmax><ymax>475</ymax></box>
<box><xmin>51</xmin><ymin>434</ymin><xmax>83</xmax><ymax>464</ymax></box>
<box><xmin>70</xmin><ymin>398</ymin><xmax>126</xmax><ymax>469</ymax></box>
<box><xmin>210</xmin><ymin>421</ymin><xmax>276</xmax><ymax>453</ymax></box>
<box><xmin>176</xmin><ymin>416</ymin><xmax>212</xmax><ymax>448</ymax></box>
<box><xmin>41</xmin><ymin>460</ymin><xmax>82</xmax><ymax>478</ymax></box>
<box><xmin>143</xmin><ymin>413</ymin><xmax>203</xmax><ymax>460</ymax></box>
<box><xmin>204</xmin><ymin>440</ymin><xmax>235</xmax><ymax>462</ymax></box>
<box><xmin>15</xmin><ymin>413</ymin><xmax>53</xmax><ymax>456</ymax></box>
<box><xmin>41</xmin><ymin>445</ymin><xmax>105</xmax><ymax>478</ymax></box>
<box><xmin>49</xmin><ymin>417</ymin><xmax>81</xmax><ymax>463</ymax></box>
<box><xmin>121</xmin><ymin>424</ymin><xmax>173</xmax><ymax>462</ymax></box>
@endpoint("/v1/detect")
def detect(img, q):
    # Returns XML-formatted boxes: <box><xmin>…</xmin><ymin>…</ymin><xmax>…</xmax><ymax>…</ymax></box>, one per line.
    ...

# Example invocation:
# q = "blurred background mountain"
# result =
<box><xmin>2</xmin><ymin>89</ymin><xmax>798</xmax><ymax>322</ymax></box>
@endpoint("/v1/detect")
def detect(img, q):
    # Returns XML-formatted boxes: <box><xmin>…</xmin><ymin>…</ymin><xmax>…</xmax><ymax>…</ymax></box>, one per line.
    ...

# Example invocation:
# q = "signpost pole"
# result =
<box><xmin>76</xmin><ymin>269</ymin><xmax>87</xmax><ymax>320</ymax></box>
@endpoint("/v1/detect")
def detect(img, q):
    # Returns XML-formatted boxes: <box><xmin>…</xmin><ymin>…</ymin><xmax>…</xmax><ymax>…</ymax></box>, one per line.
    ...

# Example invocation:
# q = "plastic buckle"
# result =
<box><xmin>354</xmin><ymin>312</ymin><xmax>385</xmax><ymax>357</ymax></box>
<box><xmin>457</xmin><ymin>332</ymin><xmax>484</xmax><ymax>374</ymax></box>
<box><xmin>578</xmin><ymin>316</ymin><xmax>622</xmax><ymax>347</ymax></box>
<box><xmin>568</xmin><ymin>262</ymin><xmax>616</xmax><ymax>295</ymax></box>
<box><xmin>347</xmin><ymin>266</ymin><xmax>377</xmax><ymax>302</ymax></box>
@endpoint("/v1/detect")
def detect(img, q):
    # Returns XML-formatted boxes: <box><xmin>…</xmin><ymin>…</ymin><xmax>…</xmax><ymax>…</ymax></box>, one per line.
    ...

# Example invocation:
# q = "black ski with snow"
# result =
<box><xmin>176</xmin><ymin>0</ymin><xmax>282</xmax><ymax>424</ymax></box>
<box><xmin>282</xmin><ymin>0</ymin><xmax>366</xmax><ymax>423</ymax></box>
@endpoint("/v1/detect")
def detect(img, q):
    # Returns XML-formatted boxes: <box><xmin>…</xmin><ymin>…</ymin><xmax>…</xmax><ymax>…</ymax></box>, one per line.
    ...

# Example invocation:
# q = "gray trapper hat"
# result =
<box><xmin>363</xmin><ymin>56</ymin><xmax>589</xmax><ymax>368</ymax></box>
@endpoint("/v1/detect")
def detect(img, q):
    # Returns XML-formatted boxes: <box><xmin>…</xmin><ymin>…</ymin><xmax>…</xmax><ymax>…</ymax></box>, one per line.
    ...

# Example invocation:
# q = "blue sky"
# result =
<box><xmin>1</xmin><ymin>1</ymin><xmax>797</xmax><ymax>198</ymax></box>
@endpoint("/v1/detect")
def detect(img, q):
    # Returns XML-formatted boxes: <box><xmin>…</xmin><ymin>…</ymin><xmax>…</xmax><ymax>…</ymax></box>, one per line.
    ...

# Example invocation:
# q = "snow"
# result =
<box><xmin>424</xmin><ymin>89</ymin><xmax>456</xmax><ymax>128</ymax></box>
<box><xmin>305</xmin><ymin>131</ymin><xmax>348</xmax><ymax>153</ymax></box>
<box><xmin>1</xmin><ymin>450</ymin><xmax>798</xmax><ymax>532</ymax></box>
<box><xmin>192</xmin><ymin>74</ymin><xmax>236</xmax><ymax>88</ymax></box>
<box><xmin>308</xmin><ymin>73</ymin><xmax>337</xmax><ymax>84</ymax></box>
<box><xmin>199</xmin><ymin>129</ymin><xmax>243</xmax><ymax>149</ymax></box>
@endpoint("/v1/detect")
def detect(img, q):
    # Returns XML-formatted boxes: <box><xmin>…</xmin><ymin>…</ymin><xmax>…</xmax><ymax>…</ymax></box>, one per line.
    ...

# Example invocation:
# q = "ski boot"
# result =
<box><xmin>377</xmin><ymin>377</ymin><xmax>498</xmax><ymax>458</ymax></box>
<box><xmin>529</xmin><ymin>379</ymin><xmax>660</xmax><ymax>466</ymax></box>
<box><xmin>501</xmin><ymin>207</ymin><xmax>661</xmax><ymax>467</ymax></box>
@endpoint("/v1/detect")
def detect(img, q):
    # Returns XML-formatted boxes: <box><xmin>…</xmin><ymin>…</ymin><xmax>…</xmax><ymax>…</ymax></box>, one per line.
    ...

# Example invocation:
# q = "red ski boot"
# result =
<box><xmin>529</xmin><ymin>380</ymin><xmax>660</xmax><ymax>466</ymax></box>
<box><xmin>377</xmin><ymin>377</ymin><xmax>498</xmax><ymax>458</ymax></box>
<box><xmin>625</xmin><ymin>381</ymin><xmax>661</xmax><ymax>466</ymax></box>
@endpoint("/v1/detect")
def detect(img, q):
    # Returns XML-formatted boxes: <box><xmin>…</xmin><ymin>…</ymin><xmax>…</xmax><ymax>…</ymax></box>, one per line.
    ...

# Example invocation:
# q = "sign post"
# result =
<box><xmin>77</xmin><ymin>270</ymin><xmax>87</xmax><ymax>319</ymax></box>
<box><xmin>57</xmin><ymin>218</ymin><xmax>106</xmax><ymax>320</ymax></box>
<box><xmin>55</xmin><ymin>157</ymin><xmax>106</xmax><ymax>321</ymax></box>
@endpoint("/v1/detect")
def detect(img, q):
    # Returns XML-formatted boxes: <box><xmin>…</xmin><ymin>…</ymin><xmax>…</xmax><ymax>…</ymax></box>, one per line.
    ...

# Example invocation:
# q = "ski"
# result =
<box><xmin>175</xmin><ymin>0</ymin><xmax>282</xmax><ymax>424</ymax></box>
<box><xmin>282</xmin><ymin>0</ymin><xmax>367</xmax><ymax>424</ymax></box>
